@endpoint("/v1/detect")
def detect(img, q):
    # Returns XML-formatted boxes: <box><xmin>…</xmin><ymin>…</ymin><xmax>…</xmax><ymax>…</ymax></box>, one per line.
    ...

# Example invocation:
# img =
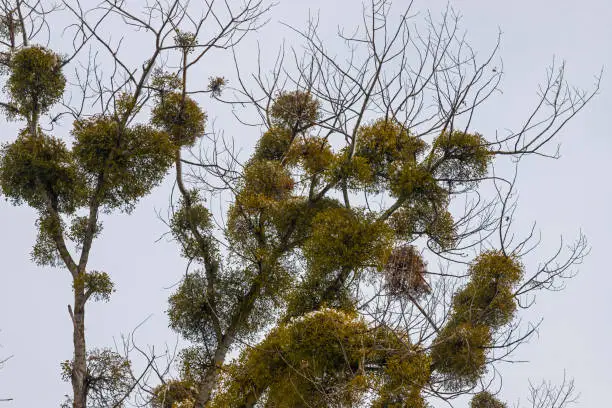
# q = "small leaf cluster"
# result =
<box><xmin>67</xmin><ymin>215</ymin><xmax>103</xmax><ymax>245</ymax></box>
<box><xmin>6</xmin><ymin>45</ymin><xmax>65</xmax><ymax>119</ymax></box>
<box><xmin>451</xmin><ymin>252</ymin><xmax>523</xmax><ymax>329</ymax></box>
<box><xmin>304</xmin><ymin>207</ymin><xmax>394</xmax><ymax>273</ymax></box>
<box><xmin>72</xmin><ymin>115</ymin><xmax>176</xmax><ymax>211</ymax></box>
<box><xmin>239</xmin><ymin>159</ymin><xmax>294</xmax><ymax>206</ymax></box>
<box><xmin>31</xmin><ymin>214</ymin><xmax>65</xmax><ymax>266</ymax></box>
<box><xmin>283</xmin><ymin>268</ymin><xmax>357</xmax><ymax>320</ymax></box>
<box><xmin>81</xmin><ymin>271</ymin><xmax>115</xmax><ymax>302</ymax></box>
<box><xmin>289</xmin><ymin>136</ymin><xmax>335</xmax><ymax>175</ymax></box>
<box><xmin>226</xmin><ymin>158</ymin><xmax>297</xmax><ymax>255</ymax></box>
<box><xmin>389</xmin><ymin>201</ymin><xmax>456</xmax><ymax>251</ymax></box>
<box><xmin>430</xmin><ymin>322</ymin><xmax>491</xmax><ymax>391</ymax></box>
<box><xmin>252</xmin><ymin>123</ymin><xmax>333</xmax><ymax>178</ymax></box>
<box><xmin>471</xmin><ymin>391</ymin><xmax>507</xmax><ymax>408</ymax></box>
<box><xmin>282</xmin><ymin>207</ymin><xmax>394</xmax><ymax>317</ymax></box>
<box><xmin>167</xmin><ymin>271</ymin><xmax>218</xmax><ymax>344</ymax></box>
<box><xmin>173</xmin><ymin>30</ymin><xmax>198</xmax><ymax>53</ymax></box>
<box><xmin>269</xmin><ymin>90</ymin><xmax>320</xmax><ymax>131</ymax></box>
<box><xmin>0</xmin><ymin>13</ymin><xmax>23</xmax><ymax>47</ymax></box>
<box><xmin>431</xmin><ymin>130</ymin><xmax>492</xmax><ymax>185</ymax></box>
<box><xmin>61</xmin><ymin>349</ymin><xmax>132</xmax><ymax>408</ymax></box>
<box><xmin>151</xmin><ymin>379</ymin><xmax>198</xmax><ymax>408</ymax></box>
<box><xmin>252</xmin><ymin>126</ymin><xmax>293</xmax><ymax>162</ymax></box>
<box><xmin>271</xmin><ymin>196</ymin><xmax>343</xmax><ymax>246</ymax></box>
<box><xmin>151</xmin><ymin>92</ymin><xmax>206</xmax><ymax>147</ymax></box>
<box><xmin>207</xmin><ymin>76</ymin><xmax>227</xmax><ymax>98</ymax></box>
<box><xmin>177</xmin><ymin>345</ymin><xmax>212</xmax><ymax>384</ymax></box>
<box><xmin>150</xmin><ymin>69</ymin><xmax>182</xmax><ymax>95</ymax></box>
<box><xmin>169</xmin><ymin>192</ymin><xmax>215</xmax><ymax>260</ymax></box>
<box><xmin>374</xmin><ymin>346</ymin><xmax>431</xmax><ymax>408</ymax></box>
<box><xmin>166</xmin><ymin>267</ymin><xmax>268</xmax><ymax>352</ymax></box>
<box><xmin>431</xmin><ymin>251</ymin><xmax>523</xmax><ymax>390</ymax></box>
<box><xmin>0</xmin><ymin>130</ymin><xmax>80</xmax><ymax>211</ymax></box>
<box><xmin>352</xmin><ymin>118</ymin><xmax>428</xmax><ymax>192</ymax></box>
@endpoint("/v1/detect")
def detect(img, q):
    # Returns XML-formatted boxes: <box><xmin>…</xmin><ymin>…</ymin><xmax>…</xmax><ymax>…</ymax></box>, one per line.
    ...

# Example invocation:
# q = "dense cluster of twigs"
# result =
<box><xmin>384</xmin><ymin>245</ymin><xmax>431</xmax><ymax>298</ymax></box>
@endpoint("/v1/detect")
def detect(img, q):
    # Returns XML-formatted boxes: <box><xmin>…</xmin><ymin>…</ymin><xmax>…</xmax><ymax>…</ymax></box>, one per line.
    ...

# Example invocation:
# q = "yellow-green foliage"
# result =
<box><xmin>0</xmin><ymin>131</ymin><xmax>81</xmax><ymax>211</ymax></box>
<box><xmin>269</xmin><ymin>90</ymin><xmax>320</xmax><ymax>130</ymax></box>
<box><xmin>373</xmin><ymin>347</ymin><xmax>431</xmax><ymax>408</ymax></box>
<box><xmin>167</xmin><ymin>272</ymin><xmax>218</xmax><ymax>343</ymax></box>
<box><xmin>252</xmin><ymin>126</ymin><xmax>293</xmax><ymax>162</ymax></box>
<box><xmin>330</xmin><ymin>118</ymin><xmax>450</xmax><ymax>204</ymax></box>
<box><xmin>151</xmin><ymin>379</ymin><xmax>198</xmax><ymax>408</ymax></box>
<box><xmin>469</xmin><ymin>251</ymin><xmax>523</xmax><ymax>286</ymax></box>
<box><xmin>169</xmin><ymin>192</ymin><xmax>215</xmax><ymax>260</ymax></box>
<box><xmin>254</xmin><ymin>259</ymin><xmax>294</xmax><ymax>307</ymax></box>
<box><xmin>211</xmin><ymin>309</ymin><xmax>431</xmax><ymax>407</ymax></box>
<box><xmin>67</xmin><ymin>215</ymin><xmax>102</xmax><ymax>243</ymax></box>
<box><xmin>150</xmin><ymin>69</ymin><xmax>182</xmax><ymax>95</ymax></box>
<box><xmin>431</xmin><ymin>252</ymin><xmax>523</xmax><ymax>390</ymax></box>
<box><xmin>471</xmin><ymin>391</ymin><xmax>507</xmax><ymax>408</ymax></box>
<box><xmin>61</xmin><ymin>349</ymin><xmax>132</xmax><ymax>408</ymax></box>
<box><xmin>225</xmin><ymin>203</ymin><xmax>259</xmax><ymax>254</ymax></box>
<box><xmin>282</xmin><ymin>208</ymin><xmax>393</xmax><ymax>319</ymax></box>
<box><xmin>389</xmin><ymin>161</ymin><xmax>441</xmax><ymax>199</ymax></box>
<box><xmin>283</xmin><ymin>268</ymin><xmax>358</xmax><ymax>320</ymax></box>
<box><xmin>31</xmin><ymin>214</ymin><xmax>64</xmax><ymax>267</ymax></box>
<box><xmin>227</xmin><ymin>158</ymin><xmax>295</xmax><ymax>255</ymax></box>
<box><xmin>431</xmin><ymin>131</ymin><xmax>491</xmax><ymax>183</ymax></box>
<box><xmin>174</xmin><ymin>30</ymin><xmax>197</xmax><ymax>52</ymax></box>
<box><xmin>389</xmin><ymin>201</ymin><xmax>456</xmax><ymax>250</ymax></box>
<box><xmin>326</xmin><ymin>151</ymin><xmax>375</xmax><ymax>189</ymax></box>
<box><xmin>177</xmin><ymin>346</ymin><xmax>211</xmax><ymax>384</ymax></box>
<box><xmin>236</xmin><ymin>160</ymin><xmax>294</xmax><ymax>211</ymax></box>
<box><xmin>7</xmin><ymin>45</ymin><xmax>65</xmax><ymax>117</ymax></box>
<box><xmin>227</xmin><ymin>196</ymin><xmax>345</xmax><ymax>319</ymax></box>
<box><xmin>80</xmin><ymin>271</ymin><xmax>115</xmax><ymax>302</ymax></box>
<box><xmin>452</xmin><ymin>252</ymin><xmax>523</xmax><ymax>329</ymax></box>
<box><xmin>270</xmin><ymin>196</ymin><xmax>342</xmax><ymax>245</ymax></box>
<box><xmin>372</xmin><ymin>394</ymin><xmax>427</xmax><ymax>408</ymax></box>
<box><xmin>430</xmin><ymin>322</ymin><xmax>491</xmax><ymax>391</ymax></box>
<box><xmin>452</xmin><ymin>284</ymin><xmax>516</xmax><ymax>329</ymax></box>
<box><xmin>72</xmin><ymin>115</ymin><xmax>175</xmax><ymax>211</ymax></box>
<box><xmin>303</xmin><ymin>207</ymin><xmax>394</xmax><ymax>272</ymax></box>
<box><xmin>151</xmin><ymin>92</ymin><xmax>206</xmax><ymax>147</ymax></box>
<box><xmin>290</xmin><ymin>136</ymin><xmax>335</xmax><ymax>175</ymax></box>
<box><xmin>354</xmin><ymin>118</ymin><xmax>427</xmax><ymax>192</ymax></box>
<box><xmin>207</xmin><ymin>76</ymin><xmax>227</xmax><ymax>97</ymax></box>
<box><xmin>0</xmin><ymin>14</ymin><xmax>23</xmax><ymax>46</ymax></box>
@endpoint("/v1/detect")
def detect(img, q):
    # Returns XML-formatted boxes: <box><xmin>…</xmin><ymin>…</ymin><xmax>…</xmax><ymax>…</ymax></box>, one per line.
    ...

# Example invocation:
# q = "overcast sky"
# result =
<box><xmin>0</xmin><ymin>0</ymin><xmax>610</xmax><ymax>406</ymax></box>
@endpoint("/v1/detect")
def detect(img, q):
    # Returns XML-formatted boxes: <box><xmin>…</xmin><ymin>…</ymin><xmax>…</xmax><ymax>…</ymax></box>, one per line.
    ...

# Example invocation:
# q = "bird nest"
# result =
<box><xmin>383</xmin><ymin>245</ymin><xmax>431</xmax><ymax>298</ymax></box>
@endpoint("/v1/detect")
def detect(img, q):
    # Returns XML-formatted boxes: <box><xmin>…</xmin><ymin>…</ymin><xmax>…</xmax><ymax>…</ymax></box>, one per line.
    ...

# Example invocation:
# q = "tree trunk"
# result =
<box><xmin>195</xmin><ymin>342</ymin><xmax>230</xmax><ymax>408</ymax></box>
<box><xmin>72</xmin><ymin>285</ymin><xmax>87</xmax><ymax>408</ymax></box>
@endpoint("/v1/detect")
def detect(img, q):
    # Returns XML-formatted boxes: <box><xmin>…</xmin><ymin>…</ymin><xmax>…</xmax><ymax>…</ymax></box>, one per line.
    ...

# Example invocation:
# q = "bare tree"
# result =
<box><xmin>526</xmin><ymin>374</ymin><xmax>578</xmax><ymax>408</ymax></box>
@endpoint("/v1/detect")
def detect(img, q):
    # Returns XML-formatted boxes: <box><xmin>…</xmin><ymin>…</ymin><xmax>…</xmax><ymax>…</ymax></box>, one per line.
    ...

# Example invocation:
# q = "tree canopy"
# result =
<box><xmin>0</xmin><ymin>1</ymin><xmax>599</xmax><ymax>407</ymax></box>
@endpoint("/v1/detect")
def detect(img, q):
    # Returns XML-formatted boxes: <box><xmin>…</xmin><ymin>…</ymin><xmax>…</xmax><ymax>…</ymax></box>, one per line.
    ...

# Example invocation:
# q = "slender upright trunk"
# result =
<box><xmin>72</xmin><ymin>282</ymin><xmax>87</xmax><ymax>408</ymax></box>
<box><xmin>195</xmin><ymin>341</ymin><xmax>230</xmax><ymax>407</ymax></box>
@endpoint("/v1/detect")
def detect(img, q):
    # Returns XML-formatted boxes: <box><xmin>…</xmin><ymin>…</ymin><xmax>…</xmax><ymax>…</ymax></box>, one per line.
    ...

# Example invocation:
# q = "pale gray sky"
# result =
<box><xmin>0</xmin><ymin>0</ymin><xmax>610</xmax><ymax>406</ymax></box>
